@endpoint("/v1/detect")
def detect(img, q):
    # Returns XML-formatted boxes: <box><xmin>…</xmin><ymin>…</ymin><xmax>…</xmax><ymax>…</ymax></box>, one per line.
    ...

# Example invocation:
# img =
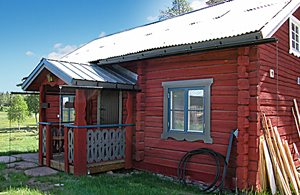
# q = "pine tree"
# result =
<box><xmin>159</xmin><ymin>0</ymin><xmax>193</xmax><ymax>20</ymax></box>
<box><xmin>7</xmin><ymin>95</ymin><xmax>28</xmax><ymax>130</ymax></box>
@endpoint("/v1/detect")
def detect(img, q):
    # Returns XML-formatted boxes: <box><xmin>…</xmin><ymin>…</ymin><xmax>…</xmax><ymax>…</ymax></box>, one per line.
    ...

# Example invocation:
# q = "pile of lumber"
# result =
<box><xmin>260</xmin><ymin>114</ymin><xmax>300</xmax><ymax>195</ymax></box>
<box><xmin>292</xmin><ymin>99</ymin><xmax>300</xmax><ymax>140</ymax></box>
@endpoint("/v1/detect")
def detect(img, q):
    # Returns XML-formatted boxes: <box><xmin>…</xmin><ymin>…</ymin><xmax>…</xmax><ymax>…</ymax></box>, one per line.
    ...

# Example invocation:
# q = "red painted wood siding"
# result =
<box><xmin>45</xmin><ymin>94</ymin><xmax>59</xmax><ymax>122</ymax></box>
<box><xmin>258</xmin><ymin>7</ymin><xmax>300</xmax><ymax>170</ymax></box>
<box><xmin>124</xmin><ymin>48</ymin><xmax>249</xmax><ymax>188</ymax></box>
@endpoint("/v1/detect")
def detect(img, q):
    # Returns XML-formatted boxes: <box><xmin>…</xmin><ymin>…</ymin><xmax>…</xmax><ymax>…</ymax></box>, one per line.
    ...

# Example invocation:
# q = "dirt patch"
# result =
<box><xmin>27</xmin><ymin>178</ymin><xmax>57</xmax><ymax>192</ymax></box>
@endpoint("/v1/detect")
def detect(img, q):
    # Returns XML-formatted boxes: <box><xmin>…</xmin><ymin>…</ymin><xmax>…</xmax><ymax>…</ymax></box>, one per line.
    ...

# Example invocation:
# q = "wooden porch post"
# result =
<box><xmin>73</xmin><ymin>89</ymin><xmax>87</xmax><ymax>175</ymax></box>
<box><xmin>125</xmin><ymin>91</ymin><xmax>133</xmax><ymax>169</ymax></box>
<box><xmin>64</xmin><ymin>126</ymin><xmax>69</xmax><ymax>173</ymax></box>
<box><xmin>45</xmin><ymin>124</ymin><xmax>52</xmax><ymax>167</ymax></box>
<box><xmin>38</xmin><ymin>85</ymin><xmax>46</xmax><ymax>166</ymax></box>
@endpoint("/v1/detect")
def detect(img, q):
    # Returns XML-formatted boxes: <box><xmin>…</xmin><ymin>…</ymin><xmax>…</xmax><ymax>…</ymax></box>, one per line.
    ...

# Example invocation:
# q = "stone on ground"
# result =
<box><xmin>0</xmin><ymin>156</ymin><xmax>17</xmax><ymax>164</ymax></box>
<box><xmin>7</xmin><ymin>161</ymin><xmax>38</xmax><ymax>170</ymax></box>
<box><xmin>12</xmin><ymin>153</ymin><xmax>38</xmax><ymax>163</ymax></box>
<box><xmin>24</xmin><ymin>167</ymin><xmax>58</xmax><ymax>177</ymax></box>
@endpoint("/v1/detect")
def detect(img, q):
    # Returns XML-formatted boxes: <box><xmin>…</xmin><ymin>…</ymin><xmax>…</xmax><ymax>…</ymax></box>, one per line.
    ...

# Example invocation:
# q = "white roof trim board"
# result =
<box><xmin>22</xmin><ymin>58</ymin><xmax>137</xmax><ymax>91</ymax></box>
<box><xmin>62</xmin><ymin>0</ymin><xmax>300</xmax><ymax>64</ymax></box>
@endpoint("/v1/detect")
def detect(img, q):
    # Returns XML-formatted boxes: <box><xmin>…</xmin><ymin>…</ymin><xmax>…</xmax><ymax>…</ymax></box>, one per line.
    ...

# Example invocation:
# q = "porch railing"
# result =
<box><xmin>39</xmin><ymin>122</ymin><xmax>134</xmax><ymax>175</ymax></box>
<box><xmin>38</xmin><ymin>122</ymin><xmax>67</xmax><ymax>166</ymax></box>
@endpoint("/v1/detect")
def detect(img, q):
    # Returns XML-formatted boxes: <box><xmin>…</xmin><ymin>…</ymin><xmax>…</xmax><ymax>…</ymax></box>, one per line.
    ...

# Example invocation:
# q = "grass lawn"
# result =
<box><xmin>0</xmin><ymin>162</ymin><xmax>201</xmax><ymax>195</ymax></box>
<box><xmin>0</xmin><ymin>130</ymin><xmax>38</xmax><ymax>155</ymax></box>
<box><xmin>0</xmin><ymin>111</ymin><xmax>38</xmax><ymax>155</ymax></box>
<box><xmin>0</xmin><ymin>111</ymin><xmax>37</xmax><ymax>129</ymax></box>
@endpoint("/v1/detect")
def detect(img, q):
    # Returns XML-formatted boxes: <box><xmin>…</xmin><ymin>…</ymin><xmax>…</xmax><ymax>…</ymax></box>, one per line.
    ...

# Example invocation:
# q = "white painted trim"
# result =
<box><xmin>262</xmin><ymin>0</ymin><xmax>300</xmax><ymax>38</ymax></box>
<box><xmin>289</xmin><ymin>15</ymin><xmax>300</xmax><ymax>57</ymax></box>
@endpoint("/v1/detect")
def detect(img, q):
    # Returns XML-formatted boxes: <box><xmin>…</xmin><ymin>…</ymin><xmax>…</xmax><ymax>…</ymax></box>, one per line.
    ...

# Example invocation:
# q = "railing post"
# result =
<box><xmin>73</xmin><ymin>89</ymin><xmax>87</xmax><ymax>175</ymax></box>
<box><xmin>38</xmin><ymin>124</ymin><xmax>43</xmax><ymax>166</ymax></box>
<box><xmin>125</xmin><ymin>92</ymin><xmax>133</xmax><ymax>169</ymax></box>
<box><xmin>64</xmin><ymin>126</ymin><xmax>69</xmax><ymax>173</ymax></box>
<box><xmin>45</xmin><ymin>124</ymin><xmax>52</xmax><ymax>167</ymax></box>
<box><xmin>38</xmin><ymin>85</ymin><xmax>46</xmax><ymax>166</ymax></box>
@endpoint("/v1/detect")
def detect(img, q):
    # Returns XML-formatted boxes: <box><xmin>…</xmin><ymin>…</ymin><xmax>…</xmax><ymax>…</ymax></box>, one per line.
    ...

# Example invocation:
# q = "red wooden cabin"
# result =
<box><xmin>21</xmin><ymin>0</ymin><xmax>300</xmax><ymax>191</ymax></box>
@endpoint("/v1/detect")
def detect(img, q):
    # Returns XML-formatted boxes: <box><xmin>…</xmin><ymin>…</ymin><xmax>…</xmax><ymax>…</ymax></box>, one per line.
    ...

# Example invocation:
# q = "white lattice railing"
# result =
<box><xmin>86</xmin><ymin>128</ymin><xmax>126</xmax><ymax>164</ymax></box>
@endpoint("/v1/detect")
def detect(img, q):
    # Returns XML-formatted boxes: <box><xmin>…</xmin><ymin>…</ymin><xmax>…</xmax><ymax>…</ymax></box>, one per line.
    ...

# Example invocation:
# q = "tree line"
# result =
<box><xmin>159</xmin><ymin>0</ymin><xmax>228</xmax><ymax>20</ymax></box>
<box><xmin>0</xmin><ymin>93</ymin><xmax>39</xmax><ymax>130</ymax></box>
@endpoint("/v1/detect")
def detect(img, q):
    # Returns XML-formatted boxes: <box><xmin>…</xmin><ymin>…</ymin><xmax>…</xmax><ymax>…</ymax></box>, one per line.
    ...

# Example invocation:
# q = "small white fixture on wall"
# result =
<box><xmin>297</xmin><ymin>77</ymin><xmax>300</xmax><ymax>85</ymax></box>
<box><xmin>269</xmin><ymin>69</ymin><xmax>275</xmax><ymax>78</ymax></box>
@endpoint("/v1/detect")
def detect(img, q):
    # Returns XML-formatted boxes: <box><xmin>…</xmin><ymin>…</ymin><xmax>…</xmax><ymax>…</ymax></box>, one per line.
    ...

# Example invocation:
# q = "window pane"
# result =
<box><xmin>69</xmin><ymin>109</ymin><xmax>75</xmax><ymax>122</ymax></box>
<box><xmin>188</xmin><ymin>111</ymin><xmax>204</xmax><ymax>132</ymax></box>
<box><xmin>293</xmin><ymin>41</ymin><xmax>296</xmax><ymax>49</ymax></box>
<box><xmin>63</xmin><ymin>109</ymin><xmax>69</xmax><ymax>122</ymax></box>
<box><xmin>171</xmin><ymin>90</ymin><xmax>184</xmax><ymax>110</ymax></box>
<box><xmin>297</xmin><ymin>43</ymin><xmax>299</xmax><ymax>51</ymax></box>
<box><xmin>296</xmin><ymin>26</ymin><xmax>299</xmax><ymax>34</ymax></box>
<box><xmin>170</xmin><ymin>111</ymin><xmax>184</xmax><ymax>131</ymax></box>
<box><xmin>292</xmin><ymin>23</ymin><xmax>295</xmax><ymax>31</ymax></box>
<box><xmin>188</xmin><ymin>89</ymin><xmax>204</xmax><ymax>110</ymax></box>
<box><xmin>292</xmin><ymin>32</ymin><xmax>295</xmax><ymax>40</ymax></box>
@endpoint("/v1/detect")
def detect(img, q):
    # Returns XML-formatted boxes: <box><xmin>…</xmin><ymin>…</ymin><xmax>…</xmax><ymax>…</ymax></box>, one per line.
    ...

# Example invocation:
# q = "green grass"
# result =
<box><xmin>0</xmin><ymin>187</ymin><xmax>43</xmax><ymax>195</ymax></box>
<box><xmin>37</xmin><ymin>172</ymin><xmax>201</xmax><ymax>195</ymax></box>
<box><xmin>0</xmin><ymin>111</ymin><xmax>38</xmax><ymax>155</ymax></box>
<box><xmin>0</xmin><ymin>111</ymin><xmax>37</xmax><ymax>129</ymax></box>
<box><xmin>0</xmin><ymin>167</ymin><xmax>202</xmax><ymax>195</ymax></box>
<box><xmin>0</xmin><ymin>130</ymin><xmax>38</xmax><ymax>155</ymax></box>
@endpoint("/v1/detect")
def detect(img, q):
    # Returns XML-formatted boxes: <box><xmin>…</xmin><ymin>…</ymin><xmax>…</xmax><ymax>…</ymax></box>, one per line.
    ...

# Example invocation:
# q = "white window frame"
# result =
<box><xmin>161</xmin><ymin>78</ymin><xmax>213</xmax><ymax>143</ymax></box>
<box><xmin>289</xmin><ymin>16</ymin><xmax>300</xmax><ymax>57</ymax></box>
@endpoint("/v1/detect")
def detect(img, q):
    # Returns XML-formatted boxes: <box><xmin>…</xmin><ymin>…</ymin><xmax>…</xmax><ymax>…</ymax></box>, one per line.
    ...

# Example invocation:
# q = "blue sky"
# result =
<box><xmin>0</xmin><ymin>0</ymin><xmax>206</xmax><ymax>92</ymax></box>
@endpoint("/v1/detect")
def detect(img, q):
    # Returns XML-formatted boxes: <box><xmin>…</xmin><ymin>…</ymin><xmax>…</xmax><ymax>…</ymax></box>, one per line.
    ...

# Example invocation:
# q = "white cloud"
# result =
<box><xmin>147</xmin><ymin>15</ymin><xmax>158</xmax><ymax>22</ymax></box>
<box><xmin>47</xmin><ymin>43</ymin><xmax>77</xmax><ymax>60</ymax></box>
<box><xmin>53</xmin><ymin>43</ymin><xmax>62</xmax><ymax>49</ymax></box>
<box><xmin>98</xmin><ymin>31</ymin><xmax>106</xmax><ymax>38</ymax></box>
<box><xmin>25</xmin><ymin>51</ymin><xmax>35</xmax><ymax>57</ymax></box>
<box><xmin>190</xmin><ymin>0</ymin><xmax>208</xmax><ymax>9</ymax></box>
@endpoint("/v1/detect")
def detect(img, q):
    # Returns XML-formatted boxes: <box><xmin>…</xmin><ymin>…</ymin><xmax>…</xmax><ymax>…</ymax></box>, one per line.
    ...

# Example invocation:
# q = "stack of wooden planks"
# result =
<box><xmin>260</xmin><ymin>114</ymin><xmax>300</xmax><ymax>195</ymax></box>
<box><xmin>292</xmin><ymin>99</ymin><xmax>300</xmax><ymax>140</ymax></box>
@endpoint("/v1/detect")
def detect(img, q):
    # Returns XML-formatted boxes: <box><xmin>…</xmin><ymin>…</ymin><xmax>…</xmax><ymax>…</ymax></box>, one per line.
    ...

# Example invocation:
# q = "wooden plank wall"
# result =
<box><xmin>45</xmin><ymin>94</ymin><xmax>59</xmax><ymax>122</ymax></box>
<box><xmin>258</xmin><ymin>8</ymin><xmax>300</xmax><ymax>174</ymax></box>
<box><xmin>127</xmin><ymin>48</ymin><xmax>243</xmax><ymax>188</ymax></box>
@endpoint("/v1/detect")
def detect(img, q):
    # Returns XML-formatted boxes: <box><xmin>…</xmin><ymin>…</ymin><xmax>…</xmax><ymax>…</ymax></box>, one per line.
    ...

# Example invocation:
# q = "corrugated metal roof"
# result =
<box><xmin>22</xmin><ymin>58</ymin><xmax>137</xmax><ymax>91</ymax></box>
<box><xmin>62</xmin><ymin>0</ymin><xmax>300</xmax><ymax>64</ymax></box>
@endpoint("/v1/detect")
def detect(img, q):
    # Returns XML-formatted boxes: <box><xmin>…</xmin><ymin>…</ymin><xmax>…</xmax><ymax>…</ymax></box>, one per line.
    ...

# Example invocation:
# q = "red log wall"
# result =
<box><xmin>256</xmin><ymin>7</ymin><xmax>300</xmax><ymax>187</ymax></box>
<box><xmin>122</xmin><ymin>47</ymin><xmax>261</xmax><ymax>190</ymax></box>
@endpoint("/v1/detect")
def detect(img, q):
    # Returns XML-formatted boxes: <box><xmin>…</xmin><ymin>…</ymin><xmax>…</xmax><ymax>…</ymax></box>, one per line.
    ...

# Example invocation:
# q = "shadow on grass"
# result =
<box><xmin>0</xmin><ymin>150</ymin><xmax>38</xmax><ymax>156</ymax></box>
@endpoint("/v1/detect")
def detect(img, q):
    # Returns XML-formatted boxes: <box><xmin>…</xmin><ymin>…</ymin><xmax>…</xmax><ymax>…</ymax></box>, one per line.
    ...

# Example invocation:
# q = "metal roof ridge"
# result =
<box><xmin>46</xmin><ymin>58</ymin><xmax>95</xmax><ymax>66</ymax></box>
<box><xmin>61</xmin><ymin>0</ymin><xmax>233</xmax><ymax>60</ymax></box>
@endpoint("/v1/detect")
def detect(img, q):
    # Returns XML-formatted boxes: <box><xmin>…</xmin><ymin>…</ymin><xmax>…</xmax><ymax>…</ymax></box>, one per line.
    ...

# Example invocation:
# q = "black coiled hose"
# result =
<box><xmin>177</xmin><ymin>148</ymin><xmax>226</xmax><ymax>193</ymax></box>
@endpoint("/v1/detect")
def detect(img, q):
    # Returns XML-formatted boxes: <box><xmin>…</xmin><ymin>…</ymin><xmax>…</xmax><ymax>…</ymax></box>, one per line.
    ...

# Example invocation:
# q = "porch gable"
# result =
<box><xmin>22</xmin><ymin>58</ymin><xmax>138</xmax><ymax>91</ymax></box>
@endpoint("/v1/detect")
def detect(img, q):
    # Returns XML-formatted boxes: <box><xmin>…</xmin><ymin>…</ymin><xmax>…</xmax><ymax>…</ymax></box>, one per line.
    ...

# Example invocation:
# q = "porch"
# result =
<box><xmin>39</xmin><ymin>122</ymin><xmax>134</xmax><ymax>175</ymax></box>
<box><xmin>21</xmin><ymin>58</ymin><xmax>138</xmax><ymax>175</ymax></box>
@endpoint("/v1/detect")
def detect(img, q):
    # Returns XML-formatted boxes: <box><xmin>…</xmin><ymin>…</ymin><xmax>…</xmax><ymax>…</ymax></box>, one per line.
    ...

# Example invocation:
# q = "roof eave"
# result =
<box><xmin>261</xmin><ymin>0</ymin><xmax>300</xmax><ymax>38</ymax></box>
<box><xmin>95</xmin><ymin>32</ymin><xmax>276</xmax><ymax>65</ymax></box>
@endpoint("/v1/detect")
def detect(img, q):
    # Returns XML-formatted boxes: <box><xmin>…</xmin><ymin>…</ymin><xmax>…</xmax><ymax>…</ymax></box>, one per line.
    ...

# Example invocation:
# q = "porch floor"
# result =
<box><xmin>43</xmin><ymin>153</ymin><xmax>125</xmax><ymax>174</ymax></box>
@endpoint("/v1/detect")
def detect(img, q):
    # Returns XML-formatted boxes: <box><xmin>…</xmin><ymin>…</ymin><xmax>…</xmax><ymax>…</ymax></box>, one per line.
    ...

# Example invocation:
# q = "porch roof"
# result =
<box><xmin>21</xmin><ymin>58</ymin><xmax>138</xmax><ymax>91</ymax></box>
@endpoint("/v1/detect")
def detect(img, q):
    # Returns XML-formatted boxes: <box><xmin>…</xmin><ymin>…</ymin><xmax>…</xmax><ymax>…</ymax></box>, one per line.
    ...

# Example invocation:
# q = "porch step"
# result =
<box><xmin>43</xmin><ymin>157</ymin><xmax>125</xmax><ymax>175</ymax></box>
<box><xmin>87</xmin><ymin>160</ymin><xmax>125</xmax><ymax>174</ymax></box>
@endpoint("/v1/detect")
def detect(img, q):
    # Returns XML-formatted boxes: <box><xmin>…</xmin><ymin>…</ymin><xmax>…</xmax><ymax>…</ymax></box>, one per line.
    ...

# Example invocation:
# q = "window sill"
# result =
<box><xmin>161</xmin><ymin>131</ymin><xmax>213</xmax><ymax>143</ymax></box>
<box><xmin>289</xmin><ymin>49</ymin><xmax>300</xmax><ymax>57</ymax></box>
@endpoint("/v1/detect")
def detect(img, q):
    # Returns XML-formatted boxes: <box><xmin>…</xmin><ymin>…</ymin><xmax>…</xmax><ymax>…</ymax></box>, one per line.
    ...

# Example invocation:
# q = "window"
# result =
<box><xmin>161</xmin><ymin>78</ymin><xmax>213</xmax><ymax>143</ymax></box>
<box><xmin>290</xmin><ymin>16</ymin><xmax>300</xmax><ymax>57</ymax></box>
<box><xmin>61</xmin><ymin>95</ymin><xmax>75</xmax><ymax>123</ymax></box>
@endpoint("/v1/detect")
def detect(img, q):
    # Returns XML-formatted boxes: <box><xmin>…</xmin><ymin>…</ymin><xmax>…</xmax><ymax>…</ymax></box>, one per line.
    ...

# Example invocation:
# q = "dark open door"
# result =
<box><xmin>100</xmin><ymin>90</ymin><xmax>119</xmax><ymax>124</ymax></box>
